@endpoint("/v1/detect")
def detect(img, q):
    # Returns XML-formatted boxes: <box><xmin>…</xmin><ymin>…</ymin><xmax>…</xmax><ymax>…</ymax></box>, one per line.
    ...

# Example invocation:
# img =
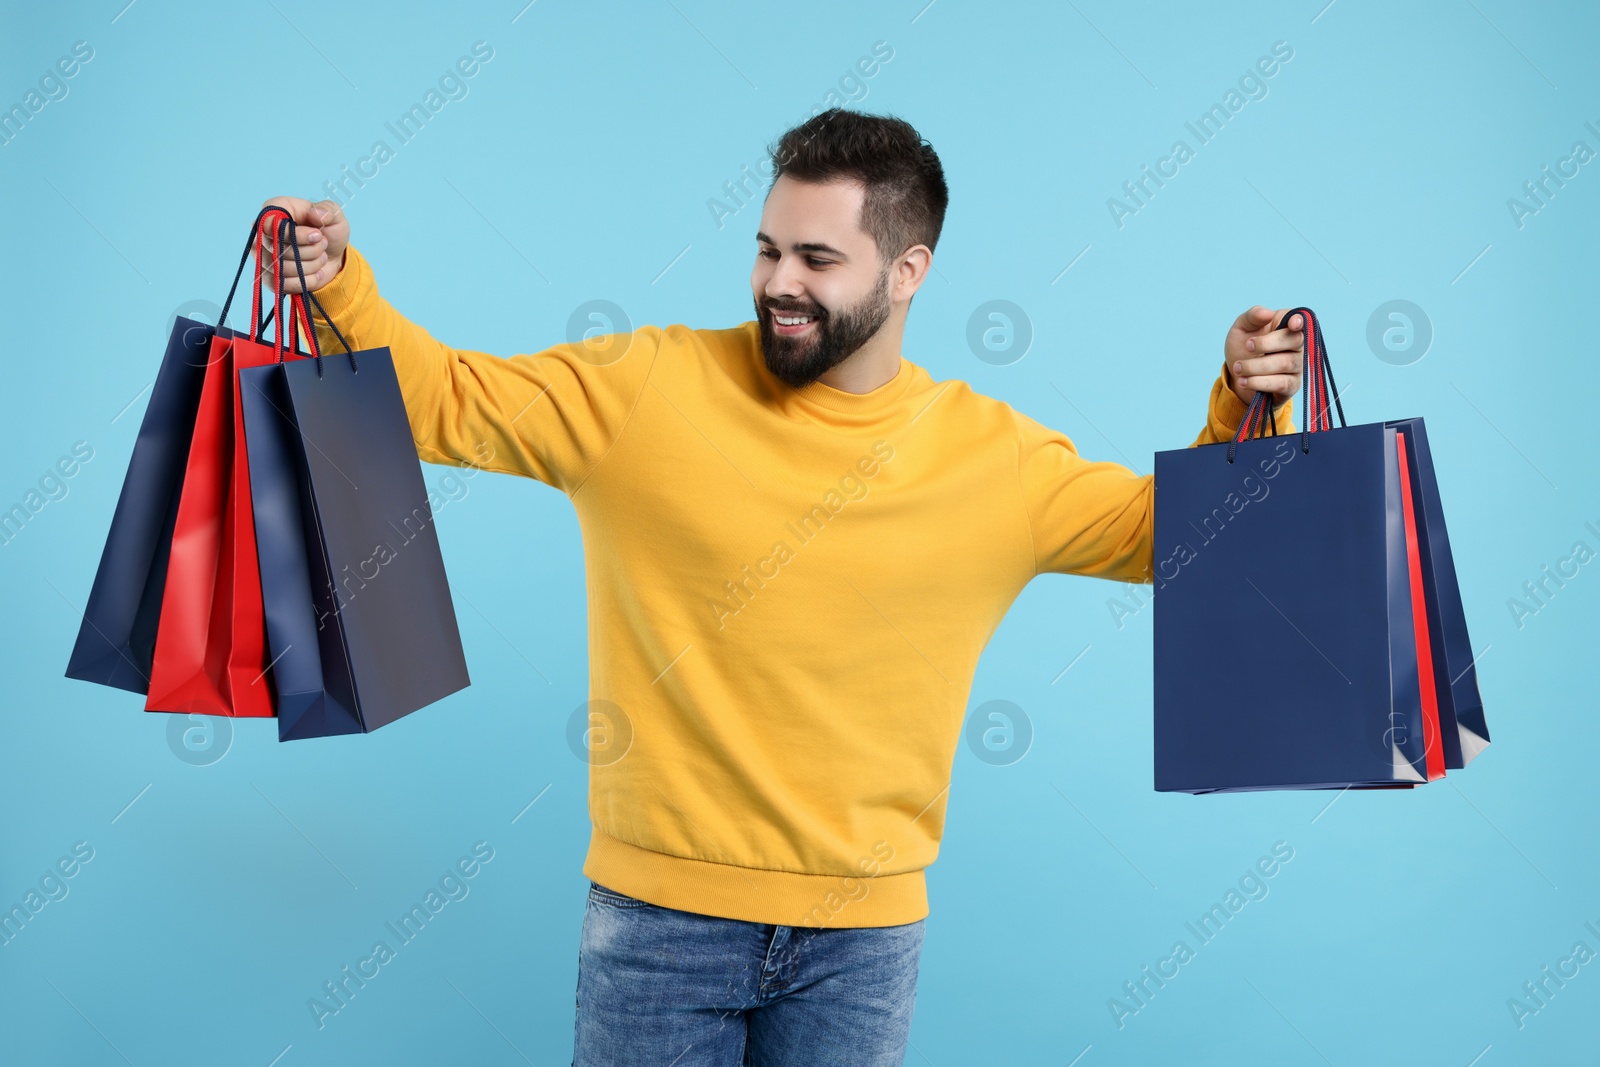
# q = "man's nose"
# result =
<box><xmin>763</xmin><ymin>259</ymin><xmax>807</xmax><ymax>301</ymax></box>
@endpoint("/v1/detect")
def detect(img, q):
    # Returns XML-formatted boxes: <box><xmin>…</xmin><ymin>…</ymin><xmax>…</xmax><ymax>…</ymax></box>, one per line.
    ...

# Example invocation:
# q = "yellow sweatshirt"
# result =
<box><xmin>308</xmin><ymin>245</ymin><xmax>1292</xmax><ymax>928</ymax></box>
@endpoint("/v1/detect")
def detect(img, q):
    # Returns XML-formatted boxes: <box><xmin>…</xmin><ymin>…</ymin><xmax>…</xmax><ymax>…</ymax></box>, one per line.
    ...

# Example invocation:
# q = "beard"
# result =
<box><xmin>755</xmin><ymin>265</ymin><xmax>892</xmax><ymax>389</ymax></box>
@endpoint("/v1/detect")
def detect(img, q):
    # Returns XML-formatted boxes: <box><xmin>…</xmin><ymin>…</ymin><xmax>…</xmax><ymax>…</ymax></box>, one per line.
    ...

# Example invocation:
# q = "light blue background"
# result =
<box><xmin>2</xmin><ymin>1</ymin><xmax>1596</xmax><ymax>1064</ymax></box>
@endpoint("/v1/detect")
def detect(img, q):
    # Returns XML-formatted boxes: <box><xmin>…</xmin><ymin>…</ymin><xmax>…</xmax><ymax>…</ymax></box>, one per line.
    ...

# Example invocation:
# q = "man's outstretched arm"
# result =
<box><xmin>261</xmin><ymin>196</ymin><xmax>661</xmax><ymax>496</ymax></box>
<box><xmin>1018</xmin><ymin>306</ymin><xmax>1303</xmax><ymax>581</ymax></box>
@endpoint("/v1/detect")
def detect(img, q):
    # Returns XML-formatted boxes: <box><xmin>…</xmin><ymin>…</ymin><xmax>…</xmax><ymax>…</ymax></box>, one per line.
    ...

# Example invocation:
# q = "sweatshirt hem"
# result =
<box><xmin>582</xmin><ymin>825</ymin><xmax>929</xmax><ymax>929</ymax></box>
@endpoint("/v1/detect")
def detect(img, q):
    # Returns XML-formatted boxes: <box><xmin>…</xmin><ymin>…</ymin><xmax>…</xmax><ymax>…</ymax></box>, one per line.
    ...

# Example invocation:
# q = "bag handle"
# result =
<box><xmin>216</xmin><ymin>207</ymin><xmax>326</xmax><ymax>359</ymax></box>
<box><xmin>225</xmin><ymin>210</ymin><xmax>346</xmax><ymax>372</ymax></box>
<box><xmin>243</xmin><ymin>204</ymin><xmax>308</xmax><ymax>350</ymax></box>
<box><xmin>215</xmin><ymin>208</ymin><xmax>357</xmax><ymax>375</ymax></box>
<box><xmin>218</xmin><ymin>205</ymin><xmax>293</xmax><ymax>335</ymax></box>
<box><xmin>277</xmin><ymin>214</ymin><xmax>359</xmax><ymax>377</ymax></box>
<box><xmin>260</xmin><ymin>215</ymin><xmax>319</xmax><ymax>363</ymax></box>
<box><xmin>252</xmin><ymin>213</ymin><xmax>301</xmax><ymax>357</ymax></box>
<box><xmin>1297</xmin><ymin>305</ymin><xmax>1345</xmax><ymax>435</ymax></box>
<box><xmin>1226</xmin><ymin>306</ymin><xmax>1346</xmax><ymax>463</ymax></box>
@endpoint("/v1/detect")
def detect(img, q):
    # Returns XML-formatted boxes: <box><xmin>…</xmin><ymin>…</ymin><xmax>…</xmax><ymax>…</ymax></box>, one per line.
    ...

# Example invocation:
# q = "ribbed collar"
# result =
<box><xmin>793</xmin><ymin>355</ymin><xmax>915</xmax><ymax>413</ymax></box>
<box><xmin>739</xmin><ymin>320</ymin><xmax>920</xmax><ymax>425</ymax></box>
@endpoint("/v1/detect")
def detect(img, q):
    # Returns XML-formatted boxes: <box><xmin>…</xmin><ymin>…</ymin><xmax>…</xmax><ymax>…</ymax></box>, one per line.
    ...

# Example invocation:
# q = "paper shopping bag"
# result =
<box><xmin>1151</xmin><ymin>308</ymin><xmax>1467</xmax><ymax>793</ymax></box>
<box><xmin>239</xmin><ymin>294</ymin><xmax>362</xmax><ymax>740</ymax></box>
<box><xmin>1384</xmin><ymin>417</ymin><xmax>1490</xmax><ymax>768</ymax></box>
<box><xmin>144</xmin><ymin>209</ymin><xmax>300</xmax><ymax>717</ymax></box>
<box><xmin>239</xmin><ymin>221</ymin><xmax>469</xmax><ymax>738</ymax></box>
<box><xmin>66</xmin><ymin>206</ymin><xmax>285</xmax><ymax>697</ymax></box>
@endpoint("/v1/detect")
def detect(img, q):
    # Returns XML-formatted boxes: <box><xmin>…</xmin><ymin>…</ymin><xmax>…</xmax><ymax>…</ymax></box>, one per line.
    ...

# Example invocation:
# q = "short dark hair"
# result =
<box><xmin>767</xmin><ymin>108</ymin><xmax>949</xmax><ymax>268</ymax></box>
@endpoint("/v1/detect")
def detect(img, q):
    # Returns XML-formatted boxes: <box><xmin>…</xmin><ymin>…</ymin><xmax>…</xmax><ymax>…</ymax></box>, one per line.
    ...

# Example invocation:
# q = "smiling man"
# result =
<box><xmin>265</xmin><ymin>106</ymin><xmax>1302</xmax><ymax>1067</ymax></box>
<box><xmin>754</xmin><ymin>187</ymin><xmax>898</xmax><ymax>390</ymax></box>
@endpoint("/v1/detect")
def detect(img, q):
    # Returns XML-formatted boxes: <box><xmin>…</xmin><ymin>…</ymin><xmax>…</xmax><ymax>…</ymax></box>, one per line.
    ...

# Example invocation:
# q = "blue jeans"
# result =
<box><xmin>573</xmin><ymin>880</ymin><xmax>925</xmax><ymax>1066</ymax></box>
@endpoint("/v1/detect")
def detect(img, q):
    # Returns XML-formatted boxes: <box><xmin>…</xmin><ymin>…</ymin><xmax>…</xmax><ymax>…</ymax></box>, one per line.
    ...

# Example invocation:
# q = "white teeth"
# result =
<box><xmin>774</xmin><ymin>314</ymin><xmax>813</xmax><ymax>326</ymax></box>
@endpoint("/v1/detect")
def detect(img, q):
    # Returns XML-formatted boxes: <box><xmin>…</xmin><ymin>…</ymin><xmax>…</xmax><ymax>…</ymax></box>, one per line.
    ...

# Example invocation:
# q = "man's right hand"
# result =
<box><xmin>257</xmin><ymin>196</ymin><xmax>350</xmax><ymax>294</ymax></box>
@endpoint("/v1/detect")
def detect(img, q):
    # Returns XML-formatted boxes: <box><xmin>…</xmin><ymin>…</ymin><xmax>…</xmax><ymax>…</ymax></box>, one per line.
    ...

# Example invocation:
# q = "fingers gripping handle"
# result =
<box><xmin>215</xmin><ymin>207</ymin><xmax>355</xmax><ymax>375</ymax></box>
<box><xmin>1226</xmin><ymin>307</ymin><xmax>1346</xmax><ymax>464</ymax></box>
<box><xmin>278</xmin><ymin>215</ymin><xmax>357</xmax><ymax>376</ymax></box>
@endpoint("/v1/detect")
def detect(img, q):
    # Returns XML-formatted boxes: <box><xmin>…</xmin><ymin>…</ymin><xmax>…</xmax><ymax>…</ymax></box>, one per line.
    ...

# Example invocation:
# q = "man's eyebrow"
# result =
<box><xmin>755</xmin><ymin>231</ymin><xmax>850</xmax><ymax>259</ymax></box>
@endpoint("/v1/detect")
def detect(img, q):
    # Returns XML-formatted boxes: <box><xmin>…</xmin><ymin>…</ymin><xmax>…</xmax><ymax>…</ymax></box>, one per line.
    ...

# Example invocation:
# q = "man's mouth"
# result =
<box><xmin>769</xmin><ymin>309</ymin><xmax>819</xmax><ymax>335</ymax></box>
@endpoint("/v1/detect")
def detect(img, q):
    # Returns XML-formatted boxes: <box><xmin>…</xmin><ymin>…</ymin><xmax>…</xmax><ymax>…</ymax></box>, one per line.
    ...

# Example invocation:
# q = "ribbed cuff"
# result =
<box><xmin>307</xmin><ymin>244</ymin><xmax>369</xmax><ymax>332</ymax></box>
<box><xmin>1210</xmin><ymin>359</ymin><xmax>1294</xmax><ymax>440</ymax></box>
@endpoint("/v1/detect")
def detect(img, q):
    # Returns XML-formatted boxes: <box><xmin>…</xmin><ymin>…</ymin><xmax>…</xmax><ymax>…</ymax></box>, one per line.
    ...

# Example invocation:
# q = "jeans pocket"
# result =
<box><xmin>588</xmin><ymin>881</ymin><xmax>651</xmax><ymax>908</ymax></box>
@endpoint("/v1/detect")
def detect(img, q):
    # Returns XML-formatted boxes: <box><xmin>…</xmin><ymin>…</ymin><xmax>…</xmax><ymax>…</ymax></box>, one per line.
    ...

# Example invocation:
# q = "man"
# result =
<box><xmin>265</xmin><ymin>107</ymin><xmax>1303</xmax><ymax>1066</ymax></box>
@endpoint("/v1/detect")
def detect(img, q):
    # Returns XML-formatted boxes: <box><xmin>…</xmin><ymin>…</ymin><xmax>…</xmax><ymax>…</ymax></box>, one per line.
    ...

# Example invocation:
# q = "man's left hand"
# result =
<box><xmin>1225</xmin><ymin>306</ymin><xmax>1305</xmax><ymax>411</ymax></box>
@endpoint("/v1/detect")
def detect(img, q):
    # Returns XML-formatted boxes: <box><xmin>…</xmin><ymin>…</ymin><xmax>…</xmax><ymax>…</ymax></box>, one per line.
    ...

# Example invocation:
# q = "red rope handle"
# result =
<box><xmin>251</xmin><ymin>211</ymin><xmax>319</xmax><ymax>363</ymax></box>
<box><xmin>1304</xmin><ymin>309</ymin><xmax>1326</xmax><ymax>432</ymax></box>
<box><xmin>250</xmin><ymin>208</ymin><xmax>292</xmax><ymax>343</ymax></box>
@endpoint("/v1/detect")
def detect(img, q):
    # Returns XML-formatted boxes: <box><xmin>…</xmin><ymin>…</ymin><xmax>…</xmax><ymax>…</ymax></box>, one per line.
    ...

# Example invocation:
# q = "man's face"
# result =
<box><xmin>751</xmin><ymin>175</ymin><xmax>894</xmax><ymax>389</ymax></box>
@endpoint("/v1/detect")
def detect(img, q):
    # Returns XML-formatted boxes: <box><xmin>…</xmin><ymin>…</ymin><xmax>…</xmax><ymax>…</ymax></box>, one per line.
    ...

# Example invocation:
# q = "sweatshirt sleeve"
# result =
<box><xmin>1017</xmin><ymin>362</ymin><xmax>1294</xmax><ymax>581</ymax></box>
<box><xmin>305</xmin><ymin>244</ymin><xmax>661</xmax><ymax>496</ymax></box>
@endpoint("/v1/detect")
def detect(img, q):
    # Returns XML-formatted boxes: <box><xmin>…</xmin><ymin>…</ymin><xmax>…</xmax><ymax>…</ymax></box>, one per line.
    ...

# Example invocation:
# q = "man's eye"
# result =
<box><xmin>758</xmin><ymin>249</ymin><xmax>831</xmax><ymax>268</ymax></box>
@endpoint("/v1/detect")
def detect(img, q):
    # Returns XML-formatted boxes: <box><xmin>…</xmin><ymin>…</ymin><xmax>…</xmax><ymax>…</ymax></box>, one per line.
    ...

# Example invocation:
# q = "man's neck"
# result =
<box><xmin>813</xmin><ymin>321</ymin><xmax>905</xmax><ymax>394</ymax></box>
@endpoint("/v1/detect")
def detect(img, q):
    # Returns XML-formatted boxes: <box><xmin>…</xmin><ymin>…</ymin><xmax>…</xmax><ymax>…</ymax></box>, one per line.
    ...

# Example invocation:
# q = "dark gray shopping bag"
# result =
<box><xmin>238</xmin><ymin>220</ymin><xmax>469</xmax><ymax>739</ymax></box>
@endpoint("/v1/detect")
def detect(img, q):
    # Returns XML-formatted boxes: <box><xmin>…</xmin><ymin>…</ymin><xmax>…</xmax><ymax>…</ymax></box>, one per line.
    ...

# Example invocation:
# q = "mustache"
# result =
<box><xmin>765</xmin><ymin>303</ymin><xmax>824</xmax><ymax>317</ymax></box>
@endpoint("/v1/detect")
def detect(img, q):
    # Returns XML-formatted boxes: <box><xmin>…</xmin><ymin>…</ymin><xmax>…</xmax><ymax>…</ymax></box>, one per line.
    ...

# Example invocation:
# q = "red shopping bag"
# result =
<box><xmin>145</xmin><ymin>210</ymin><xmax>306</xmax><ymax>716</ymax></box>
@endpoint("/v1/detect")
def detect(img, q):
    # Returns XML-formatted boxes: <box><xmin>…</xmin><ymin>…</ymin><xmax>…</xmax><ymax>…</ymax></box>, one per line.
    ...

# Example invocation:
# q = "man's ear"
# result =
<box><xmin>896</xmin><ymin>244</ymin><xmax>934</xmax><ymax>302</ymax></box>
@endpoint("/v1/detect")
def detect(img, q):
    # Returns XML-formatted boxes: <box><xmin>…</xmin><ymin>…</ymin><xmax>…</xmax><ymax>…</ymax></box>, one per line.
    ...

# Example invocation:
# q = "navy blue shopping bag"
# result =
<box><xmin>238</xmin><ymin>219</ymin><xmax>469</xmax><ymax>739</ymax></box>
<box><xmin>1151</xmin><ymin>308</ymin><xmax>1474</xmax><ymax>793</ymax></box>
<box><xmin>65</xmin><ymin>206</ymin><xmax>293</xmax><ymax>694</ymax></box>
